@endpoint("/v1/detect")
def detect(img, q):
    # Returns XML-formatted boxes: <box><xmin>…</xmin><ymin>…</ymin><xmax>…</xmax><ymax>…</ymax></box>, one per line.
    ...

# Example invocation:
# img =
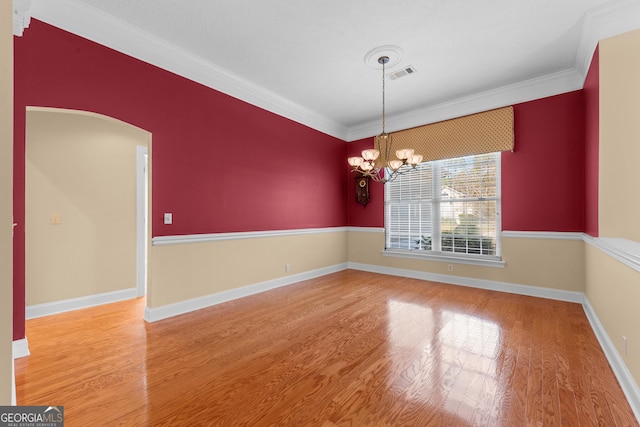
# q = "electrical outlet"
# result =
<box><xmin>623</xmin><ymin>336</ymin><xmax>628</xmax><ymax>357</ymax></box>
<box><xmin>447</xmin><ymin>264</ymin><xmax>453</xmax><ymax>272</ymax></box>
<box><xmin>285</xmin><ymin>264</ymin><xmax>290</xmax><ymax>273</ymax></box>
<box><xmin>51</xmin><ymin>213</ymin><xmax>62</xmax><ymax>225</ymax></box>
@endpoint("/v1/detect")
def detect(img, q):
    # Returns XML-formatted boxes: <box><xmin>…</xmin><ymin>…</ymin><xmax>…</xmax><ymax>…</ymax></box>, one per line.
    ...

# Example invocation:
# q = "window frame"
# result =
<box><xmin>383</xmin><ymin>153</ymin><xmax>504</xmax><ymax>268</ymax></box>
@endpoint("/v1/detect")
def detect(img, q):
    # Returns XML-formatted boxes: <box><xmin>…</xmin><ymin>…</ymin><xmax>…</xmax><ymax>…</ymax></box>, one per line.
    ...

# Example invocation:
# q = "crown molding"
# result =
<box><xmin>29</xmin><ymin>0</ymin><xmax>349</xmax><ymax>140</ymax></box>
<box><xmin>575</xmin><ymin>0</ymin><xmax>640</xmax><ymax>84</ymax></box>
<box><xmin>350</xmin><ymin>0</ymin><xmax>640</xmax><ymax>142</ymax></box>
<box><xmin>347</xmin><ymin>68</ymin><xmax>584</xmax><ymax>141</ymax></box>
<box><xmin>28</xmin><ymin>0</ymin><xmax>640</xmax><ymax>143</ymax></box>
<box><xmin>13</xmin><ymin>0</ymin><xmax>32</xmax><ymax>36</ymax></box>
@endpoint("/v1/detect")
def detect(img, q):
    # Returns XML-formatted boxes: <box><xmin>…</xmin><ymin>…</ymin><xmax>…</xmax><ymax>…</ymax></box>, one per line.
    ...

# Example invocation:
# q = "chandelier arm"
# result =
<box><xmin>360</xmin><ymin>168</ymin><xmax>384</xmax><ymax>183</ymax></box>
<box><xmin>346</xmin><ymin>49</ymin><xmax>423</xmax><ymax>185</ymax></box>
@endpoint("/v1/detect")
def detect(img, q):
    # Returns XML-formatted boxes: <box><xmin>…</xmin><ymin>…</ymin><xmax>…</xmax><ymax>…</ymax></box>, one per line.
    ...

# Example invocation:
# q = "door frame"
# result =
<box><xmin>136</xmin><ymin>145</ymin><xmax>149</xmax><ymax>297</ymax></box>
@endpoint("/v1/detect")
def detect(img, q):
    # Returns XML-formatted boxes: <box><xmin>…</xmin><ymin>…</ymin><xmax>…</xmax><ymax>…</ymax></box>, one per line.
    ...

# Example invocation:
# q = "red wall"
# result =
<box><xmin>13</xmin><ymin>20</ymin><xmax>347</xmax><ymax>339</ymax></box>
<box><xmin>346</xmin><ymin>138</ymin><xmax>385</xmax><ymax>227</ymax></box>
<box><xmin>584</xmin><ymin>46</ymin><xmax>600</xmax><ymax>237</ymax></box>
<box><xmin>348</xmin><ymin>91</ymin><xmax>587</xmax><ymax>232</ymax></box>
<box><xmin>502</xmin><ymin>91</ymin><xmax>586</xmax><ymax>231</ymax></box>
<box><xmin>13</xmin><ymin>19</ymin><xmax>596</xmax><ymax>342</ymax></box>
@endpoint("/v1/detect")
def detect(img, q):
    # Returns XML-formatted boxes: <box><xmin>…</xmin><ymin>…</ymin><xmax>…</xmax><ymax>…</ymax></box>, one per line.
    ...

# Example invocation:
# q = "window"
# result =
<box><xmin>385</xmin><ymin>153</ymin><xmax>501</xmax><ymax>261</ymax></box>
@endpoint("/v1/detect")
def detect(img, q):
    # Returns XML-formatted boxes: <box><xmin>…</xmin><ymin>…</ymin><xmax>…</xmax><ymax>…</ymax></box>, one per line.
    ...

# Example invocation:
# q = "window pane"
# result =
<box><xmin>386</xmin><ymin>202</ymin><xmax>433</xmax><ymax>250</ymax></box>
<box><xmin>385</xmin><ymin>152</ymin><xmax>500</xmax><ymax>258</ymax></box>
<box><xmin>388</xmin><ymin>163</ymin><xmax>433</xmax><ymax>202</ymax></box>
<box><xmin>441</xmin><ymin>154</ymin><xmax>497</xmax><ymax>199</ymax></box>
<box><xmin>441</xmin><ymin>200</ymin><xmax>496</xmax><ymax>255</ymax></box>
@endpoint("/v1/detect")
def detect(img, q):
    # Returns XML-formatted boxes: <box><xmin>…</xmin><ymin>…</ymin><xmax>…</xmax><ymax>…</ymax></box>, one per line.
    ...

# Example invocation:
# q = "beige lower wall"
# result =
<box><xmin>148</xmin><ymin>231</ymin><xmax>348</xmax><ymax>308</ymax></box>
<box><xmin>0</xmin><ymin>0</ymin><xmax>13</xmax><ymax>405</ymax></box>
<box><xmin>347</xmin><ymin>231</ymin><xmax>585</xmax><ymax>293</ymax></box>
<box><xmin>600</xmin><ymin>29</ymin><xmax>640</xmax><ymax>242</ymax></box>
<box><xmin>148</xmin><ymin>229</ymin><xmax>585</xmax><ymax>309</ymax></box>
<box><xmin>585</xmin><ymin>244</ymin><xmax>640</xmax><ymax>385</ymax></box>
<box><xmin>26</xmin><ymin>108</ymin><xmax>150</xmax><ymax>305</ymax></box>
<box><xmin>593</xmin><ymin>23</ymin><xmax>640</xmax><ymax>404</ymax></box>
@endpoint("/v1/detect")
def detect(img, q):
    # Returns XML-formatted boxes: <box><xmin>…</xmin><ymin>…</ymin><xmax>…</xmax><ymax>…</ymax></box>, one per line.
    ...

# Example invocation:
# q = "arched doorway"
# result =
<box><xmin>25</xmin><ymin>107</ymin><xmax>151</xmax><ymax>318</ymax></box>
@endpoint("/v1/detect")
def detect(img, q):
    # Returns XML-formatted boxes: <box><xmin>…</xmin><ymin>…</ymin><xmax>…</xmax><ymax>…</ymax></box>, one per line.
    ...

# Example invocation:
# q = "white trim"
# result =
<box><xmin>152</xmin><ymin>226</ymin><xmax>349</xmax><ymax>246</ymax></box>
<box><xmin>583</xmin><ymin>297</ymin><xmax>640</xmax><ymax>422</ymax></box>
<box><xmin>502</xmin><ymin>231</ymin><xmax>586</xmax><ymax>240</ymax></box>
<box><xmin>136</xmin><ymin>146</ymin><xmax>148</xmax><ymax>297</ymax></box>
<box><xmin>347</xmin><ymin>262</ymin><xmax>584</xmax><ymax>303</ymax></box>
<box><xmin>12</xmin><ymin>338</ymin><xmax>30</xmax><ymax>359</ymax></box>
<box><xmin>29</xmin><ymin>1</ymin><xmax>640</xmax><ymax>142</ymax></box>
<box><xmin>26</xmin><ymin>288</ymin><xmax>138</xmax><ymax>319</ymax></box>
<box><xmin>11</xmin><ymin>361</ymin><xmax>15</xmax><ymax>406</ymax></box>
<box><xmin>584</xmin><ymin>235</ymin><xmax>640</xmax><ymax>273</ymax></box>
<box><xmin>144</xmin><ymin>263</ymin><xmax>348</xmax><ymax>322</ymax></box>
<box><xmin>495</xmin><ymin>157</ymin><xmax>503</xmax><ymax>258</ymax></box>
<box><xmin>346</xmin><ymin>226</ymin><xmax>384</xmax><ymax>233</ymax></box>
<box><xmin>29</xmin><ymin>0</ymin><xmax>348</xmax><ymax>140</ymax></box>
<box><xmin>13</xmin><ymin>0</ymin><xmax>31</xmax><ymax>36</ymax></box>
<box><xmin>486</xmin><ymin>232</ymin><xmax>640</xmax><ymax>274</ymax></box>
<box><xmin>576</xmin><ymin>0</ymin><xmax>640</xmax><ymax>82</ymax></box>
<box><xmin>13</xmin><ymin>237</ymin><xmax>640</xmax><ymax>418</ymax></box>
<box><xmin>346</xmin><ymin>260</ymin><xmax>640</xmax><ymax>420</ymax></box>
<box><xmin>348</xmin><ymin>68</ymin><xmax>584</xmax><ymax>141</ymax></box>
<box><xmin>12</xmin><ymin>339</ymin><xmax>31</xmax><ymax>405</ymax></box>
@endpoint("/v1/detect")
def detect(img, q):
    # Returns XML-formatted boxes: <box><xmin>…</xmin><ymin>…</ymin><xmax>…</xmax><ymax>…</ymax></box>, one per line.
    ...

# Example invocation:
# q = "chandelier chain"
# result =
<box><xmin>381</xmin><ymin>56</ymin><xmax>387</xmax><ymax>134</ymax></box>
<box><xmin>346</xmin><ymin>50</ymin><xmax>423</xmax><ymax>183</ymax></box>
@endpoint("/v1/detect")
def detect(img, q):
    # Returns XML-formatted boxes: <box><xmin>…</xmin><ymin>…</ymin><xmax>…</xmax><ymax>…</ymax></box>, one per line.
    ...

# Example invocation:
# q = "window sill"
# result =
<box><xmin>382</xmin><ymin>249</ymin><xmax>506</xmax><ymax>268</ymax></box>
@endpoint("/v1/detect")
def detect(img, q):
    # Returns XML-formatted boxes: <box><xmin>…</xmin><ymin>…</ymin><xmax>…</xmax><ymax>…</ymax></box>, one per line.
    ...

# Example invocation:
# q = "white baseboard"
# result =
<box><xmin>144</xmin><ymin>263</ymin><xmax>349</xmax><ymax>322</ymax></box>
<box><xmin>11</xmin><ymin>360</ymin><xmax>15</xmax><ymax>406</ymax></box>
<box><xmin>26</xmin><ymin>288</ymin><xmax>138</xmax><ymax>319</ymax></box>
<box><xmin>11</xmin><ymin>338</ymin><xmax>29</xmax><ymax>406</ymax></box>
<box><xmin>347</xmin><ymin>262</ymin><xmax>584</xmax><ymax>303</ymax></box>
<box><xmin>12</xmin><ymin>338</ymin><xmax>30</xmax><ymax>359</ymax></box>
<box><xmin>14</xmin><ymin>259</ymin><xmax>639</xmax><ymax>420</ymax></box>
<box><xmin>582</xmin><ymin>297</ymin><xmax>640</xmax><ymax>421</ymax></box>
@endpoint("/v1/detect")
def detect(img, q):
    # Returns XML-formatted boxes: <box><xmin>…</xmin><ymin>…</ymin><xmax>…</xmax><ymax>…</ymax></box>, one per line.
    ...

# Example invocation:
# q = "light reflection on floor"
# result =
<box><xmin>386</xmin><ymin>299</ymin><xmax>501</xmax><ymax>422</ymax></box>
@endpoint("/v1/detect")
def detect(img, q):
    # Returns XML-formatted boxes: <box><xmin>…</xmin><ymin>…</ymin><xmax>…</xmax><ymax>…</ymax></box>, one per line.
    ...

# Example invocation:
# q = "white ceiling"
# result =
<box><xmin>21</xmin><ymin>0</ymin><xmax>640</xmax><ymax>140</ymax></box>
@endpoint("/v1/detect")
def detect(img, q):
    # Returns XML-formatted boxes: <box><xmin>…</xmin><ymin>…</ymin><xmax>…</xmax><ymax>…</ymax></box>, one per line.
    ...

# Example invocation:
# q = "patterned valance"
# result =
<box><xmin>392</xmin><ymin>106</ymin><xmax>514</xmax><ymax>162</ymax></box>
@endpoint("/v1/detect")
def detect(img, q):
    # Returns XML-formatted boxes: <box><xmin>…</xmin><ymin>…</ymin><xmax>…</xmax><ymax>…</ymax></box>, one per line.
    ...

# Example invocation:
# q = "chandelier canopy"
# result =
<box><xmin>348</xmin><ymin>54</ymin><xmax>423</xmax><ymax>183</ymax></box>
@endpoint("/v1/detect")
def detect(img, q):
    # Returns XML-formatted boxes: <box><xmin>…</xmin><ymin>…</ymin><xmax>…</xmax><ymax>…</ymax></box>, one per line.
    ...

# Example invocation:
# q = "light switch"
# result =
<box><xmin>164</xmin><ymin>213</ymin><xmax>173</xmax><ymax>225</ymax></box>
<box><xmin>51</xmin><ymin>213</ymin><xmax>62</xmax><ymax>225</ymax></box>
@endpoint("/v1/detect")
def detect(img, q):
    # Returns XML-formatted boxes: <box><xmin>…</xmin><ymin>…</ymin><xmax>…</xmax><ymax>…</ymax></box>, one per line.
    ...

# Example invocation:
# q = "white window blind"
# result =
<box><xmin>385</xmin><ymin>153</ymin><xmax>501</xmax><ymax>259</ymax></box>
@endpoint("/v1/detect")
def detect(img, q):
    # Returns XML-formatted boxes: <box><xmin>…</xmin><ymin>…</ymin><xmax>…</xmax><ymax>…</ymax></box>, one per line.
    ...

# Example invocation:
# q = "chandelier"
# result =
<box><xmin>348</xmin><ymin>55</ymin><xmax>423</xmax><ymax>183</ymax></box>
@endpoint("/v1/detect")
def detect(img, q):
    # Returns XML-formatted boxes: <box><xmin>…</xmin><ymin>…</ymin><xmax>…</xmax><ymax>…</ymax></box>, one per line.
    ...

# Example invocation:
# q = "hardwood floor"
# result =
<box><xmin>15</xmin><ymin>270</ymin><xmax>638</xmax><ymax>426</ymax></box>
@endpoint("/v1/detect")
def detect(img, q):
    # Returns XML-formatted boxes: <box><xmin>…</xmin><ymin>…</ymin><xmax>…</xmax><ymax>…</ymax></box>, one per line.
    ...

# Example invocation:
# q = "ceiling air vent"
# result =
<box><xmin>388</xmin><ymin>65</ymin><xmax>417</xmax><ymax>80</ymax></box>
